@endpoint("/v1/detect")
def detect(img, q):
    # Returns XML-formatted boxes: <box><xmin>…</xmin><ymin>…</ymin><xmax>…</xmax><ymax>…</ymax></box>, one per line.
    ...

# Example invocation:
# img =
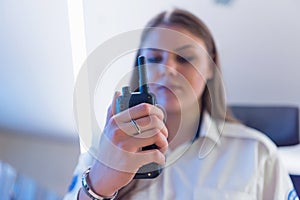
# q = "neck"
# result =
<box><xmin>166</xmin><ymin>102</ymin><xmax>202</xmax><ymax>150</ymax></box>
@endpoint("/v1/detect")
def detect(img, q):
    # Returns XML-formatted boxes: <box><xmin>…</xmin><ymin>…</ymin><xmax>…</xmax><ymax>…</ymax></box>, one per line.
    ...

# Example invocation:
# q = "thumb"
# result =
<box><xmin>105</xmin><ymin>91</ymin><xmax>121</xmax><ymax>122</ymax></box>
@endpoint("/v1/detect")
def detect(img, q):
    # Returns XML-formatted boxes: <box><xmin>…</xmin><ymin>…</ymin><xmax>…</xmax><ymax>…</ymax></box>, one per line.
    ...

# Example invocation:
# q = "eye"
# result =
<box><xmin>147</xmin><ymin>55</ymin><xmax>162</xmax><ymax>63</ymax></box>
<box><xmin>176</xmin><ymin>55</ymin><xmax>194</xmax><ymax>64</ymax></box>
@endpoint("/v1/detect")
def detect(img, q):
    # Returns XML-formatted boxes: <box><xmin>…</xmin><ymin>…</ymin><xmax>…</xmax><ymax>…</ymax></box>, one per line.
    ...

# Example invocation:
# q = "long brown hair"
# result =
<box><xmin>130</xmin><ymin>8</ymin><xmax>236</xmax><ymax>122</ymax></box>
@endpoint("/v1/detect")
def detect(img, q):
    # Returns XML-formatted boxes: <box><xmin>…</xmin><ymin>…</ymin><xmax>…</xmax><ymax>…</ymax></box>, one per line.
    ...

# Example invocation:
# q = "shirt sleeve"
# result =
<box><xmin>63</xmin><ymin>152</ymin><xmax>94</xmax><ymax>200</ymax></box>
<box><xmin>259</xmin><ymin>149</ymin><xmax>298</xmax><ymax>200</ymax></box>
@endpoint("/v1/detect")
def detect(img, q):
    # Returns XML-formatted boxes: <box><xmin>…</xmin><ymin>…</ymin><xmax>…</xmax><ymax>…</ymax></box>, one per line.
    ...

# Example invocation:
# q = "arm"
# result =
<box><xmin>67</xmin><ymin>93</ymin><xmax>168</xmax><ymax>200</ymax></box>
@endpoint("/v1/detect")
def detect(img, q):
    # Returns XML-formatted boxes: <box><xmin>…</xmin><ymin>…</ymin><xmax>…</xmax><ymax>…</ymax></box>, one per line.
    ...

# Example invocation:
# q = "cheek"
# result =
<box><xmin>145</xmin><ymin>65</ymin><xmax>159</xmax><ymax>81</ymax></box>
<box><xmin>191</xmin><ymin>77</ymin><xmax>206</xmax><ymax>97</ymax></box>
<box><xmin>182</xmin><ymin>69</ymin><xmax>207</xmax><ymax>97</ymax></box>
<box><xmin>146</xmin><ymin>73</ymin><xmax>159</xmax><ymax>87</ymax></box>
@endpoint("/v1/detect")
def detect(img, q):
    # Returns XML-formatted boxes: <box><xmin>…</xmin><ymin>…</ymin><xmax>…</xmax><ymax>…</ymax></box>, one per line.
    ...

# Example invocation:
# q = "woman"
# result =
<box><xmin>65</xmin><ymin>9</ymin><xmax>295</xmax><ymax>200</ymax></box>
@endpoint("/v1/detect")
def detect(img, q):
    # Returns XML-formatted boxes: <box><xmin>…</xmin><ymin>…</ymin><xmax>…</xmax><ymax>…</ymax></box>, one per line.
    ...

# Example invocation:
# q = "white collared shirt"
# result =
<box><xmin>64</xmin><ymin>112</ymin><xmax>297</xmax><ymax>200</ymax></box>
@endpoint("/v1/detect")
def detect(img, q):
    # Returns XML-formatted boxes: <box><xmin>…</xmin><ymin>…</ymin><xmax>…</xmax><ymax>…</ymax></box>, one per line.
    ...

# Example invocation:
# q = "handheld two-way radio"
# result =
<box><xmin>115</xmin><ymin>55</ymin><xmax>162</xmax><ymax>179</ymax></box>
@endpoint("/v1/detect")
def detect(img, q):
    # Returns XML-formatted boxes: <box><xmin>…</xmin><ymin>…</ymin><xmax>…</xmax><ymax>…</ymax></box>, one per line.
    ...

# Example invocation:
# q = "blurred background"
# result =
<box><xmin>0</xmin><ymin>0</ymin><xmax>299</xmax><ymax>198</ymax></box>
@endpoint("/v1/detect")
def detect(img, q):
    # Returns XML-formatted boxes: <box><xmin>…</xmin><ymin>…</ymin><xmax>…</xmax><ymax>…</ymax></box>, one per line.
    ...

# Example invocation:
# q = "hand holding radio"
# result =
<box><xmin>115</xmin><ymin>55</ymin><xmax>166</xmax><ymax>179</ymax></box>
<box><xmin>85</xmin><ymin>56</ymin><xmax>168</xmax><ymax>198</ymax></box>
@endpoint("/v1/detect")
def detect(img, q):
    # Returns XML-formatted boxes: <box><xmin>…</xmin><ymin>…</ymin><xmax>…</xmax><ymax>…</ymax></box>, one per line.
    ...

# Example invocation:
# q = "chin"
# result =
<box><xmin>153</xmin><ymin>89</ymin><xmax>197</xmax><ymax>113</ymax></box>
<box><xmin>156</xmin><ymin>98</ymin><xmax>181</xmax><ymax>113</ymax></box>
<box><xmin>158</xmin><ymin>97</ymin><xmax>201</xmax><ymax>114</ymax></box>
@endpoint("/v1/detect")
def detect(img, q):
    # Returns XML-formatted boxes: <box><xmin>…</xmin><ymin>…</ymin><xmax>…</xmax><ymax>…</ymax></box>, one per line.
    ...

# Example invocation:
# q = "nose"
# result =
<box><xmin>160</xmin><ymin>53</ymin><xmax>178</xmax><ymax>76</ymax></box>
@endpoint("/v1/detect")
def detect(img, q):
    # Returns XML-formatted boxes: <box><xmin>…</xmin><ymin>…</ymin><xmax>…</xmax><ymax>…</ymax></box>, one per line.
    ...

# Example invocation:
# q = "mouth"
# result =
<box><xmin>156</xmin><ymin>84</ymin><xmax>183</xmax><ymax>93</ymax></box>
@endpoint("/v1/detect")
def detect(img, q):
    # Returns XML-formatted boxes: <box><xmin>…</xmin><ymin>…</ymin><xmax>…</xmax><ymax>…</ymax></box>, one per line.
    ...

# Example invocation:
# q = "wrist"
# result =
<box><xmin>81</xmin><ymin>167</ymin><xmax>118</xmax><ymax>200</ymax></box>
<box><xmin>89</xmin><ymin>164</ymin><xmax>119</xmax><ymax>196</ymax></box>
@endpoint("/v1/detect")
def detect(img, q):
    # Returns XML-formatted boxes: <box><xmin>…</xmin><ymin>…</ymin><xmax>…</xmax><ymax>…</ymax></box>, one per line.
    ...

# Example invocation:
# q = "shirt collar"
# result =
<box><xmin>166</xmin><ymin>111</ymin><xmax>223</xmax><ymax>163</ymax></box>
<box><xmin>197</xmin><ymin>111</ymin><xmax>222</xmax><ymax>146</ymax></box>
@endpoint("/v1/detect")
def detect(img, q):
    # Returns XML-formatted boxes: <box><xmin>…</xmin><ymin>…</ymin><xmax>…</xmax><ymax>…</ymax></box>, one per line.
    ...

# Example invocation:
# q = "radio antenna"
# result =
<box><xmin>137</xmin><ymin>55</ymin><xmax>148</xmax><ymax>93</ymax></box>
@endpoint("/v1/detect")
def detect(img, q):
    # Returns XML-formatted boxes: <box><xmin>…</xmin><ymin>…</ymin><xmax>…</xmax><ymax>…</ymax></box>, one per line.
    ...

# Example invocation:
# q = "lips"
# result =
<box><xmin>156</xmin><ymin>84</ymin><xmax>183</xmax><ymax>93</ymax></box>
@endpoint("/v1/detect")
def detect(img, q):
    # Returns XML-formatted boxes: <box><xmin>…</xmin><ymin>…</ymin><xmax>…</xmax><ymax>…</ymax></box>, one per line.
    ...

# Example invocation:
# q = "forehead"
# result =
<box><xmin>140</xmin><ymin>26</ymin><xmax>207</xmax><ymax>53</ymax></box>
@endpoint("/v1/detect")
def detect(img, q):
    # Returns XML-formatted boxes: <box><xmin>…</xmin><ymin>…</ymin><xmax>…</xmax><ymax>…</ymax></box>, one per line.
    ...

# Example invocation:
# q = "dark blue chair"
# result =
<box><xmin>230</xmin><ymin>105</ymin><xmax>300</xmax><ymax>195</ymax></box>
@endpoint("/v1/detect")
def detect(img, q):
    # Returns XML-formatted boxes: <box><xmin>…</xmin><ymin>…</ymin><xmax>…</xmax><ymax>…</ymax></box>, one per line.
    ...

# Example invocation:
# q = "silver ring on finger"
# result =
<box><xmin>131</xmin><ymin>119</ymin><xmax>141</xmax><ymax>135</ymax></box>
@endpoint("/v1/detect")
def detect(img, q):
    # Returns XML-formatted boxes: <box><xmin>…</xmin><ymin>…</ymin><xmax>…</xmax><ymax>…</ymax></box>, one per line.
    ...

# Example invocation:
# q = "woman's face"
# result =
<box><xmin>140</xmin><ymin>26</ymin><xmax>213</xmax><ymax>113</ymax></box>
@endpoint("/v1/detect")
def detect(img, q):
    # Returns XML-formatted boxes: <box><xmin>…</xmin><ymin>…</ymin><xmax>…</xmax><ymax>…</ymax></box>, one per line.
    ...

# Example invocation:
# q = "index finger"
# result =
<box><xmin>114</xmin><ymin>103</ymin><xmax>165</xmax><ymax>123</ymax></box>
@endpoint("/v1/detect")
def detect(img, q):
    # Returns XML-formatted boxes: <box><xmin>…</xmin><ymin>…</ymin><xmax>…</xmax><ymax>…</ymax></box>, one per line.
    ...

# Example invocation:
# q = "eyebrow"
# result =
<box><xmin>175</xmin><ymin>44</ymin><xmax>196</xmax><ymax>51</ymax></box>
<box><xmin>142</xmin><ymin>45</ymin><xmax>195</xmax><ymax>52</ymax></box>
<box><xmin>142</xmin><ymin>48</ymin><xmax>162</xmax><ymax>52</ymax></box>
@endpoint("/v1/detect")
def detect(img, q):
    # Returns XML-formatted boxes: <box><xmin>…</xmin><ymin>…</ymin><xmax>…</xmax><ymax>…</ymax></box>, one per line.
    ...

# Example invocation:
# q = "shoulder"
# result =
<box><xmin>220</xmin><ymin>121</ymin><xmax>278</xmax><ymax>155</ymax></box>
